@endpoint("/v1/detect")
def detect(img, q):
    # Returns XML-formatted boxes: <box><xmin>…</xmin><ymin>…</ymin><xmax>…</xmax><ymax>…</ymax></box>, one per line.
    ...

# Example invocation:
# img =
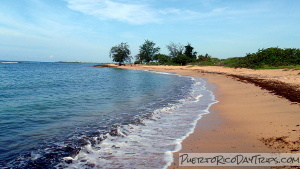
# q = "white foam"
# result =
<box><xmin>57</xmin><ymin>75</ymin><xmax>217</xmax><ymax>169</ymax></box>
<box><xmin>196</xmin><ymin>81</ymin><xmax>202</xmax><ymax>85</ymax></box>
<box><xmin>0</xmin><ymin>62</ymin><xmax>18</xmax><ymax>63</ymax></box>
<box><xmin>194</xmin><ymin>94</ymin><xmax>203</xmax><ymax>102</ymax></box>
<box><xmin>30</xmin><ymin>152</ymin><xmax>42</xmax><ymax>160</ymax></box>
<box><xmin>140</xmin><ymin>69</ymin><xmax>178</xmax><ymax>76</ymax></box>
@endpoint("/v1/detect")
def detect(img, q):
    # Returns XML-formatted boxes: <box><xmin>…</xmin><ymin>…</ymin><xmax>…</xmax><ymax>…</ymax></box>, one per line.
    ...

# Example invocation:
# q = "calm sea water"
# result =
<box><xmin>0</xmin><ymin>62</ymin><xmax>216</xmax><ymax>168</ymax></box>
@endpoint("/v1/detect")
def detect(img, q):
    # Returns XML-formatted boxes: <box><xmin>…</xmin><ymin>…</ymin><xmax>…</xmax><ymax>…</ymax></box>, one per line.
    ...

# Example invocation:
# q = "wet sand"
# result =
<box><xmin>95</xmin><ymin>64</ymin><xmax>300</xmax><ymax>168</ymax></box>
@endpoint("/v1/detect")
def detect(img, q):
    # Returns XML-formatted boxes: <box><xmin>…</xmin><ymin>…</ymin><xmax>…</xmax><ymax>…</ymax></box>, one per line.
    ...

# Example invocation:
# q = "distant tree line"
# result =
<box><xmin>110</xmin><ymin>40</ymin><xmax>214</xmax><ymax>66</ymax></box>
<box><xmin>109</xmin><ymin>41</ymin><xmax>300</xmax><ymax>69</ymax></box>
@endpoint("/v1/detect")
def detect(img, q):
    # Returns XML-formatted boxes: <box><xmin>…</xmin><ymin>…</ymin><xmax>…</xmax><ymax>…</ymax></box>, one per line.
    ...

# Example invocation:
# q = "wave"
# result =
<box><xmin>3</xmin><ymin>70</ymin><xmax>217</xmax><ymax>169</ymax></box>
<box><xmin>55</xmin><ymin>76</ymin><xmax>217</xmax><ymax>169</ymax></box>
<box><xmin>0</xmin><ymin>62</ymin><xmax>19</xmax><ymax>63</ymax></box>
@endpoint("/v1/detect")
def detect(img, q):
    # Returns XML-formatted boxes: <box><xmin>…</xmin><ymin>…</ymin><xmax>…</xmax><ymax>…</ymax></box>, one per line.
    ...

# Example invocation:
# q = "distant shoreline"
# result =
<box><xmin>96</xmin><ymin>64</ymin><xmax>300</xmax><ymax>168</ymax></box>
<box><xmin>95</xmin><ymin>64</ymin><xmax>300</xmax><ymax>103</ymax></box>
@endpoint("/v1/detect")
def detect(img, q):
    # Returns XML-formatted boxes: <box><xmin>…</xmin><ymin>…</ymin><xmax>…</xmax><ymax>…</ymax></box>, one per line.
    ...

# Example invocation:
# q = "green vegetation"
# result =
<box><xmin>154</xmin><ymin>54</ymin><xmax>171</xmax><ymax>65</ymax></box>
<box><xmin>220</xmin><ymin>47</ymin><xmax>300</xmax><ymax>69</ymax></box>
<box><xmin>166</xmin><ymin>42</ymin><xmax>184</xmax><ymax>58</ymax></box>
<box><xmin>172</xmin><ymin>55</ymin><xmax>192</xmax><ymax>66</ymax></box>
<box><xmin>109</xmin><ymin>42</ymin><xmax>299</xmax><ymax>69</ymax></box>
<box><xmin>109</xmin><ymin>42</ymin><xmax>132</xmax><ymax>65</ymax></box>
<box><xmin>136</xmin><ymin>40</ymin><xmax>160</xmax><ymax>63</ymax></box>
<box><xmin>184</xmin><ymin>43</ymin><xmax>197</xmax><ymax>60</ymax></box>
<box><xmin>109</xmin><ymin>41</ymin><xmax>218</xmax><ymax>66</ymax></box>
<box><xmin>257</xmin><ymin>65</ymin><xmax>300</xmax><ymax>70</ymax></box>
<box><xmin>196</xmin><ymin>54</ymin><xmax>220</xmax><ymax>66</ymax></box>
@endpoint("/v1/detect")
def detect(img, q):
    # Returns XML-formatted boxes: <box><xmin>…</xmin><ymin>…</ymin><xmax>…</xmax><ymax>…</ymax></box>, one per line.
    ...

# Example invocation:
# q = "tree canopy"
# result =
<box><xmin>110</xmin><ymin>42</ymin><xmax>132</xmax><ymax>65</ymax></box>
<box><xmin>184</xmin><ymin>43</ymin><xmax>197</xmax><ymax>59</ymax></box>
<box><xmin>166</xmin><ymin>42</ymin><xmax>184</xmax><ymax>58</ymax></box>
<box><xmin>154</xmin><ymin>54</ymin><xmax>171</xmax><ymax>65</ymax></box>
<box><xmin>107</xmin><ymin>41</ymin><xmax>300</xmax><ymax>69</ymax></box>
<box><xmin>172</xmin><ymin>55</ymin><xmax>192</xmax><ymax>66</ymax></box>
<box><xmin>138</xmin><ymin>40</ymin><xmax>160</xmax><ymax>63</ymax></box>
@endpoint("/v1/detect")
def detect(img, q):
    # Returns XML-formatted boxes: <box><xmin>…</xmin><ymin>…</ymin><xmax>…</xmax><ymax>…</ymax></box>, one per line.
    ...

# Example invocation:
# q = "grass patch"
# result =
<box><xmin>256</xmin><ymin>65</ymin><xmax>300</xmax><ymax>70</ymax></box>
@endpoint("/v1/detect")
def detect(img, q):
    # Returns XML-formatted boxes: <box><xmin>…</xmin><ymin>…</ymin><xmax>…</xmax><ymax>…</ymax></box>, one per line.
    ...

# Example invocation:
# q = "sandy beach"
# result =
<box><xmin>96</xmin><ymin>64</ymin><xmax>300</xmax><ymax>168</ymax></box>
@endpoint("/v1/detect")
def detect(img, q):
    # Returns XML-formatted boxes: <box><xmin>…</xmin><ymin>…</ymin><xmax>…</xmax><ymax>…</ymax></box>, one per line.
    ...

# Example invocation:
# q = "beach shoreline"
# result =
<box><xmin>95</xmin><ymin>64</ymin><xmax>300</xmax><ymax>168</ymax></box>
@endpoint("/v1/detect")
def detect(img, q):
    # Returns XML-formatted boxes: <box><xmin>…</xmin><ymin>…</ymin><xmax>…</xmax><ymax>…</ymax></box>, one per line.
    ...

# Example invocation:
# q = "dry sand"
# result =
<box><xmin>96</xmin><ymin>64</ymin><xmax>300</xmax><ymax>168</ymax></box>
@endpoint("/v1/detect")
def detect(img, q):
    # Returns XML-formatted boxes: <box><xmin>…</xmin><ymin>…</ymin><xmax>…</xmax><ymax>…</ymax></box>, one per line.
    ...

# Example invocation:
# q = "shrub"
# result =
<box><xmin>134</xmin><ymin>60</ymin><xmax>142</xmax><ymax>64</ymax></box>
<box><xmin>172</xmin><ymin>55</ymin><xmax>192</xmax><ymax>66</ymax></box>
<box><xmin>220</xmin><ymin>47</ymin><xmax>300</xmax><ymax>69</ymax></box>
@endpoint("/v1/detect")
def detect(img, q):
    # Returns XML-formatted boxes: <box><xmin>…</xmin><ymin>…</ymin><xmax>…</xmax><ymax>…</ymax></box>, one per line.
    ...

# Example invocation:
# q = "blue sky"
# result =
<box><xmin>0</xmin><ymin>0</ymin><xmax>299</xmax><ymax>62</ymax></box>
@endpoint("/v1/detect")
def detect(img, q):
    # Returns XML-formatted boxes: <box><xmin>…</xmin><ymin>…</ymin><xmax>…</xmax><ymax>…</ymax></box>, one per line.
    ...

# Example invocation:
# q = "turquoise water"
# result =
<box><xmin>0</xmin><ymin>62</ymin><xmax>216</xmax><ymax>168</ymax></box>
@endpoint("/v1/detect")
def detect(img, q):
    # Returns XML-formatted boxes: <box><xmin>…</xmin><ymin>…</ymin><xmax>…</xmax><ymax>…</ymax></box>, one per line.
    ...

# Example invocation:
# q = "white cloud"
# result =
<box><xmin>0</xmin><ymin>2</ymin><xmax>81</xmax><ymax>39</ymax></box>
<box><xmin>212</xmin><ymin>7</ymin><xmax>227</xmax><ymax>13</ymax></box>
<box><xmin>66</xmin><ymin>0</ymin><xmax>233</xmax><ymax>24</ymax></box>
<box><xmin>66</xmin><ymin>0</ymin><xmax>159</xmax><ymax>24</ymax></box>
<box><xmin>67</xmin><ymin>0</ymin><xmax>260</xmax><ymax>25</ymax></box>
<box><xmin>159</xmin><ymin>8</ymin><xmax>199</xmax><ymax>16</ymax></box>
<box><xmin>158</xmin><ymin>7</ymin><xmax>232</xmax><ymax>22</ymax></box>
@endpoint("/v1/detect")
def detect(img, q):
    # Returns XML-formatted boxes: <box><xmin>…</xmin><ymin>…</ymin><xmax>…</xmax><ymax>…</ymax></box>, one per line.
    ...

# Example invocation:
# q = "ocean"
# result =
<box><xmin>0</xmin><ymin>61</ymin><xmax>216</xmax><ymax>168</ymax></box>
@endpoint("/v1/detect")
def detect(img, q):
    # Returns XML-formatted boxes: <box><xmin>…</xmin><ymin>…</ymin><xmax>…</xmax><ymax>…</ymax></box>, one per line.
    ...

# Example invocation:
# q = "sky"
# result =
<box><xmin>0</xmin><ymin>0</ymin><xmax>299</xmax><ymax>63</ymax></box>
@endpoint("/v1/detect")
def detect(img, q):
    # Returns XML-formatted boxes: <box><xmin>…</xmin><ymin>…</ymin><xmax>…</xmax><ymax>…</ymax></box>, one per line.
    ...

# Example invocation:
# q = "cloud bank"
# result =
<box><xmin>67</xmin><ymin>0</ymin><xmax>160</xmax><ymax>24</ymax></box>
<box><xmin>66</xmin><ymin>0</ymin><xmax>245</xmax><ymax>25</ymax></box>
<box><xmin>66</xmin><ymin>0</ymin><xmax>232</xmax><ymax>25</ymax></box>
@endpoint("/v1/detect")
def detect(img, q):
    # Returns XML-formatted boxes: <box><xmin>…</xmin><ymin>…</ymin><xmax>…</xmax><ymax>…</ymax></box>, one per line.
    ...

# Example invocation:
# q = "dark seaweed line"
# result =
<box><xmin>196</xmin><ymin>70</ymin><xmax>300</xmax><ymax>104</ymax></box>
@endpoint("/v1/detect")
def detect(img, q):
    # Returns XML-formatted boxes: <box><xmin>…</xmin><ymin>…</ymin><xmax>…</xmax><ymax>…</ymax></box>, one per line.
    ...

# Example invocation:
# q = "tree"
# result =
<box><xmin>139</xmin><ymin>40</ymin><xmax>160</xmax><ymax>63</ymax></box>
<box><xmin>184</xmin><ymin>43</ymin><xmax>197</xmax><ymax>59</ymax></box>
<box><xmin>110</xmin><ymin>42</ymin><xmax>132</xmax><ymax>65</ymax></box>
<box><xmin>166</xmin><ymin>42</ymin><xmax>185</xmax><ymax>58</ymax></box>
<box><xmin>135</xmin><ymin>54</ymin><xmax>142</xmax><ymax>64</ymax></box>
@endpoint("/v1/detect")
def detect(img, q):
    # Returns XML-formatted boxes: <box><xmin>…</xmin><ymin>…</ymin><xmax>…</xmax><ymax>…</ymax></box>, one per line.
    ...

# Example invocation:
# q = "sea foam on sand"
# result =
<box><xmin>57</xmin><ymin>75</ymin><xmax>217</xmax><ymax>169</ymax></box>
